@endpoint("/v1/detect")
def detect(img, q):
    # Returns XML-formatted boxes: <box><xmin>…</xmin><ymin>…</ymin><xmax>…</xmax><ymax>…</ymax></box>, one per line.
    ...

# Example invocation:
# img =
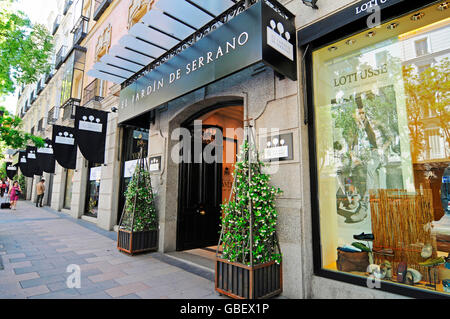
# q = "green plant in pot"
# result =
<box><xmin>216</xmin><ymin>132</ymin><xmax>283</xmax><ymax>299</ymax></box>
<box><xmin>117</xmin><ymin>145</ymin><xmax>158</xmax><ymax>255</ymax></box>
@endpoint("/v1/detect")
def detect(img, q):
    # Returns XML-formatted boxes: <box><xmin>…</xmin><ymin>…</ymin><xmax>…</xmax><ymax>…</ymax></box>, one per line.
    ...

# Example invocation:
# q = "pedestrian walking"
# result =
<box><xmin>36</xmin><ymin>178</ymin><xmax>45</xmax><ymax>207</ymax></box>
<box><xmin>8</xmin><ymin>181</ymin><xmax>21</xmax><ymax>210</ymax></box>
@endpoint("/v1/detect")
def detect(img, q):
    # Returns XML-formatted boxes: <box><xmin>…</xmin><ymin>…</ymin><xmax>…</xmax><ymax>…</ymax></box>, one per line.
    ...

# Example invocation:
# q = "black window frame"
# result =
<box><xmin>301</xmin><ymin>0</ymin><xmax>449</xmax><ymax>299</ymax></box>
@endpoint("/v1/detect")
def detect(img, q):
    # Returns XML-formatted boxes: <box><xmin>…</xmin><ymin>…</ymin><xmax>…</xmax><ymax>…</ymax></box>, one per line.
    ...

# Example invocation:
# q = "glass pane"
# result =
<box><xmin>313</xmin><ymin>4</ymin><xmax>450</xmax><ymax>295</ymax></box>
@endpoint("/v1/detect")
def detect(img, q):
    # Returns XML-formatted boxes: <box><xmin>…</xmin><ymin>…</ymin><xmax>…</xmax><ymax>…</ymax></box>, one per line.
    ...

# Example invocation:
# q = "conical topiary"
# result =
<box><xmin>119</xmin><ymin>150</ymin><xmax>157</xmax><ymax>233</ymax></box>
<box><xmin>218</xmin><ymin>130</ymin><xmax>282</xmax><ymax>266</ymax></box>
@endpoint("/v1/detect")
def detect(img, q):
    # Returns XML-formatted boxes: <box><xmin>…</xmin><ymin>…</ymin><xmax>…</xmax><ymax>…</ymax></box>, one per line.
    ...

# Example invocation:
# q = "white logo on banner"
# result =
<box><xmin>55</xmin><ymin>132</ymin><xmax>75</xmax><ymax>145</ymax></box>
<box><xmin>7</xmin><ymin>166</ymin><xmax>17</xmax><ymax>171</ymax></box>
<box><xmin>267</xmin><ymin>20</ymin><xmax>294</xmax><ymax>61</ymax></box>
<box><xmin>20</xmin><ymin>156</ymin><xmax>27</xmax><ymax>163</ymax></box>
<box><xmin>27</xmin><ymin>151</ymin><xmax>36</xmax><ymax>159</ymax></box>
<box><xmin>37</xmin><ymin>143</ymin><xmax>54</xmax><ymax>154</ymax></box>
<box><xmin>79</xmin><ymin>115</ymin><xmax>103</xmax><ymax>133</ymax></box>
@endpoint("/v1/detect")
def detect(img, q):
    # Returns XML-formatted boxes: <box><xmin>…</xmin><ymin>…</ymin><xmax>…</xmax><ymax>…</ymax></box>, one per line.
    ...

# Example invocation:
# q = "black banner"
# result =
<box><xmin>5</xmin><ymin>162</ymin><xmax>18</xmax><ymax>180</ymax></box>
<box><xmin>52</xmin><ymin>125</ymin><xmax>77</xmax><ymax>170</ymax></box>
<box><xmin>36</xmin><ymin>138</ymin><xmax>56</xmax><ymax>174</ymax></box>
<box><xmin>74</xmin><ymin>106</ymin><xmax>108</xmax><ymax>164</ymax></box>
<box><xmin>26</xmin><ymin>146</ymin><xmax>43</xmax><ymax>176</ymax></box>
<box><xmin>119</xmin><ymin>1</ymin><xmax>296</xmax><ymax>124</ymax></box>
<box><xmin>18</xmin><ymin>150</ymin><xmax>34</xmax><ymax>178</ymax></box>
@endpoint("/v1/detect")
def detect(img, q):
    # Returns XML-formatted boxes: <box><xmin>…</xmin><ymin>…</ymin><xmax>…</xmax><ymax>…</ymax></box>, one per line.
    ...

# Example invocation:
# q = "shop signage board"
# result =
<box><xmin>149</xmin><ymin>156</ymin><xmax>162</xmax><ymax>172</ymax></box>
<box><xmin>18</xmin><ymin>150</ymin><xmax>34</xmax><ymax>178</ymax></box>
<box><xmin>119</xmin><ymin>0</ymin><xmax>297</xmax><ymax>124</ymax></box>
<box><xmin>124</xmin><ymin>159</ymin><xmax>138</xmax><ymax>178</ymax></box>
<box><xmin>52</xmin><ymin>125</ymin><xmax>78</xmax><ymax>170</ymax></box>
<box><xmin>75</xmin><ymin>106</ymin><xmax>108</xmax><ymax>164</ymax></box>
<box><xmin>263</xmin><ymin>133</ymin><xmax>293</xmax><ymax>161</ymax></box>
<box><xmin>36</xmin><ymin>138</ymin><xmax>56</xmax><ymax>174</ymax></box>
<box><xmin>5</xmin><ymin>162</ymin><xmax>17</xmax><ymax>180</ymax></box>
<box><xmin>297</xmin><ymin>0</ymin><xmax>405</xmax><ymax>46</ymax></box>
<box><xmin>26</xmin><ymin>146</ymin><xmax>43</xmax><ymax>176</ymax></box>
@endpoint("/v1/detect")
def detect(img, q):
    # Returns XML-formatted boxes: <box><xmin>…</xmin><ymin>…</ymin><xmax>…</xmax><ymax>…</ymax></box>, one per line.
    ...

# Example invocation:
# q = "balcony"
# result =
<box><xmin>62</xmin><ymin>98</ymin><xmax>81</xmax><ymax>121</ymax></box>
<box><xmin>83</xmin><ymin>79</ymin><xmax>104</xmax><ymax>105</ymax></box>
<box><xmin>52</xmin><ymin>15</ymin><xmax>62</xmax><ymax>35</ymax></box>
<box><xmin>47</xmin><ymin>107</ymin><xmax>58</xmax><ymax>124</ymax></box>
<box><xmin>93</xmin><ymin>0</ymin><xmax>112</xmax><ymax>21</ymax></box>
<box><xmin>45</xmin><ymin>70</ymin><xmax>54</xmax><ymax>84</ymax></box>
<box><xmin>30</xmin><ymin>91</ymin><xmax>36</xmax><ymax>104</ymax></box>
<box><xmin>37</xmin><ymin>80</ymin><xmax>44</xmax><ymax>95</ymax></box>
<box><xmin>72</xmin><ymin>16</ymin><xmax>89</xmax><ymax>46</ymax></box>
<box><xmin>55</xmin><ymin>46</ymin><xmax>67</xmax><ymax>70</ymax></box>
<box><xmin>63</xmin><ymin>0</ymin><xmax>73</xmax><ymax>15</ymax></box>
<box><xmin>38</xmin><ymin>118</ymin><xmax>44</xmax><ymax>132</ymax></box>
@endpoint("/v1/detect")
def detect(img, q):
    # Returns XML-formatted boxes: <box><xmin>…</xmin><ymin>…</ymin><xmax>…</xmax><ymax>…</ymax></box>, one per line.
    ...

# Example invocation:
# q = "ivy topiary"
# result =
<box><xmin>220</xmin><ymin>140</ymin><xmax>282</xmax><ymax>266</ymax></box>
<box><xmin>120</xmin><ymin>163</ymin><xmax>157</xmax><ymax>232</ymax></box>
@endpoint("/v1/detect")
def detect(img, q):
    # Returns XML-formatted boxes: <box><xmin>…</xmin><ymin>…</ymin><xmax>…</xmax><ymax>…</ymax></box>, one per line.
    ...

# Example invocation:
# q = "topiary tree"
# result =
<box><xmin>219</xmin><ymin>136</ymin><xmax>283</xmax><ymax>266</ymax></box>
<box><xmin>119</xmin><ymin>150</ymin><xmax>157</xmax><ymax>233</ymax></box>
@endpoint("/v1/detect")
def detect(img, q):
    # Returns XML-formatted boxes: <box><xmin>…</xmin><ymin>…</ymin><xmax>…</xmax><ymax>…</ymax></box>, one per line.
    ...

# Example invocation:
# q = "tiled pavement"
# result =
<box><xmin>0</xmin><ymin>200</ymin><xmax>224</xmax><ymax>299</ymax></box>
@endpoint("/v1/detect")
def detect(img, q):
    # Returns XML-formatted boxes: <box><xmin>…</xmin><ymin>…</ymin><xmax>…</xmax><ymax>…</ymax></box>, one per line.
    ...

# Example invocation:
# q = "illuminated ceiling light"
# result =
<box><xmin>366</xmin><ymin>31</ymin><xmax>376</xmax><ymax>38</ymax></box>
<box><xmin>387</xmin><ymin>22</ymin><xmax>399</xmax><ymax>30</ymax></box>
<box><xmin>411</xmin><ymin>12</ymin><xmax>425</xmax><ymax>21</ymax></box>
<box><xmin>328</xmin><ymin>46</ymin><xmax>338</xmax><ymax>52</ymax></box>
<box><xmin>302</xmin><ymin>0</ymin><xmax>319</xmax><ymax>9</ymax></box>
<box><xmin>346</xmin><ymin>39</ymin><xmax>356</xmax><ymax>45</ymax></box>
<box><xmin>438</xmin><ymin>2</ymin><xmax>449</xmax><ymax>11</ymax></box>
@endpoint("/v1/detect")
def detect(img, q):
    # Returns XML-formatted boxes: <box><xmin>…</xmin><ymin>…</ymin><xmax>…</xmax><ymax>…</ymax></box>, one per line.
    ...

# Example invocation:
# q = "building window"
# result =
<box><xmin>415</xmin><ymin>38</ymin><xmax>429</xmax><ymax>57</ymax></box>
<box><xmin>312</xmin><ymin>5</ymin><xmax>449</xmax><ymax>297</ymax></box>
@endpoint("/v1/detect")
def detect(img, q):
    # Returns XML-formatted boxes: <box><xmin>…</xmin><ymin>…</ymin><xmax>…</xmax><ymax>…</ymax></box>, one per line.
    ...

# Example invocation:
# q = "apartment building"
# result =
<box><xmin>14</xmin><ymin>0</ymin><xmax>450</xmax><ymax>299</ymax></box>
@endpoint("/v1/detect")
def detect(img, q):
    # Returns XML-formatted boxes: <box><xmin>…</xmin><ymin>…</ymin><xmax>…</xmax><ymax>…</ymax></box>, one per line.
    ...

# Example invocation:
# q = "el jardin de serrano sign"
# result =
<box><xmin>119</xmin><ymin>0</ymin><xmax>297</xmax><ymax>124</ymax></box>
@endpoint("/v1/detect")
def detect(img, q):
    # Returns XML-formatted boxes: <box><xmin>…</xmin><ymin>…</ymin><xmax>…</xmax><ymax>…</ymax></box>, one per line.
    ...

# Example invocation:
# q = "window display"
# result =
<box><xmin>313</xmin><ymin>3</ymin><xmax>450</xmax><ymax>296</ymax></box>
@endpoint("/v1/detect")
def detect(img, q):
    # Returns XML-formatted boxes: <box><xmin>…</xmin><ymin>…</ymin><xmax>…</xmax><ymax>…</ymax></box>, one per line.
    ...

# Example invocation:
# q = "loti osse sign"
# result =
<box><xmin>119</xmin><ymin>0</ymin><xmax>297</xmax><ymax>124</ymax></box>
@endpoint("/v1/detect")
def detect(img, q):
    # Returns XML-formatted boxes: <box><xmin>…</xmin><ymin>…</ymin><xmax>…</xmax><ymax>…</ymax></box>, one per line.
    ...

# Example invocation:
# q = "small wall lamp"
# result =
<box><xmin>302</xmin><ymin>0</ymin><xmax>319</xmax><ymax>9</ymax></box>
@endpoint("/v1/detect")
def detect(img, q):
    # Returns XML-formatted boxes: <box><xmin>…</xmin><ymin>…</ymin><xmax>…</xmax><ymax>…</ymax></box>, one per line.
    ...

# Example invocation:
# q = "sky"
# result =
<box><xmin>2</xmin><ymin>0</ymin><xmax>58</xmax><ymax>114</ymax></box>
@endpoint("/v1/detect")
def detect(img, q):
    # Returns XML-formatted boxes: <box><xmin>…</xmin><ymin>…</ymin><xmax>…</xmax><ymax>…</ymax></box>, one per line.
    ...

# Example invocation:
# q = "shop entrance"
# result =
<box><xmin>176</xmin><ymin>105</ymin><xmax>243</xmax><ymax>251</ymax></box>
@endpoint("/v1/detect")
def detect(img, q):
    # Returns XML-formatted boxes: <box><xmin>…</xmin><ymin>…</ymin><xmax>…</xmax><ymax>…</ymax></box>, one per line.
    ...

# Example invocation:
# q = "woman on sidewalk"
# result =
<box><xmin>8</xmin><ymin>181</ymin><xmax>21</xmax><ymax>210</ymax></box>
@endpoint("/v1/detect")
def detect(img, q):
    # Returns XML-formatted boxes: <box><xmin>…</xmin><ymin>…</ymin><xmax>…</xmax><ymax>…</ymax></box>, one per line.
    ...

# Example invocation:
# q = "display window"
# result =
<box><xmin>85</xmin><ymin>163</ymin><xmax>101</xmax><ymax>218</ymax></box>
<box><xmin>313</xmin><ymin>3</ymin><xmax>450</xmax><ymax>296</ymax></box>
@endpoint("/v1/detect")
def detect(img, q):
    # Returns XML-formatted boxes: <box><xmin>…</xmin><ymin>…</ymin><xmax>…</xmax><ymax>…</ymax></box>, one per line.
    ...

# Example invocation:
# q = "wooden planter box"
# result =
<box><xmin>117</xmin><ymin>229</ymin><xmax>158</xmax><ymax>255</ymax></box>
<box><xmin>215</xmin><ymin>258</ymin><xmax>282</xmax><ymax>299</ymax></box>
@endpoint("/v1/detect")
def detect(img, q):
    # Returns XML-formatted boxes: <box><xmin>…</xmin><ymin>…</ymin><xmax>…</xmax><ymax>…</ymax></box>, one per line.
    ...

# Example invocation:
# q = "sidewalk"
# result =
<box><xmin>0</xmin><ymin>200</ymin><xmax>223</xmax><ymax>299</ymax></box>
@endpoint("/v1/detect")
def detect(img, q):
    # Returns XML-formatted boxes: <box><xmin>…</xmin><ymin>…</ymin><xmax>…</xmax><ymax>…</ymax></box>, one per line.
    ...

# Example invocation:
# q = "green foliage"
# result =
<box><xmin>0</xmin><ymin>3</ymin><xmax>53</xmax><ymax>95</ymax></box>
<box><xmin>0</xmin><ymin>106</ymin><xmax>44</xmax><ymax>148</ymax></box>
<box><xmin>120</xmin><ymin>163</ymin><xmax>157</xmax><ymax>232</ymax></box>
<box><xmin>0</xmin><ymin>161</ymin><xmax>6</xmax><ymax>179</ymax></box>
<box><xmin>17</xmin><ymin>173</ymin><xmax>25</xmax><ymax>197</ymax></box>
<box><xmin>220</xmin><ymin>140</ymin><xmax>283</xmax><ymax>266</ymax></box>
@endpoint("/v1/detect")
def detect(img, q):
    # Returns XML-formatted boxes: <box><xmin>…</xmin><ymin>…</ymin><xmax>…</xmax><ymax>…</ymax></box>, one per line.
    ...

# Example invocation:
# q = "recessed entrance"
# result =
<box><xmin>176</xmin><ymin>105</ymin><xmax>244</xmax><ymax>251</ymax></box>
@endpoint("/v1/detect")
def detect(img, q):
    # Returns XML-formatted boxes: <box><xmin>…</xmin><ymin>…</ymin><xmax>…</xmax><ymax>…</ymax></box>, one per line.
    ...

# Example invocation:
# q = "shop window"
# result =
<box><xmin>312</xmin><ymin>4</ymin><xmax>450</xmax><ymax>296</ymax></box>
<box><xmin>85</xmin><ymin>162</ymin><xmax>101</xmax><ymax>218</ymax></box>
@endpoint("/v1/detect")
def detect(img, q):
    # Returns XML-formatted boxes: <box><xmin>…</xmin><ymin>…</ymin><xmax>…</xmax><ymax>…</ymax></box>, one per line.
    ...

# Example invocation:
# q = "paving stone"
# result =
<box><xmin>28</xmin><ymin>288</ymin><xmax>81</xmax><ymax>299</ymax></box>
<box><xmin>0</xmin><ymin>202</ymin><xmax>223</xmax><ymax>300</ymax></box>
<box><xmin>105</xmin><ymin>282</ymin><xmax>150</xmax><ymax>298</ymax></box>
<box><xmin>20</xmin><ymin>274</ymin><xmax>66</xmax><ymax>289</ymax></box>
<box><xmin>22</xmin><ymin>285</ymin><xmax>50</xmax><ymax>297</ymax></box>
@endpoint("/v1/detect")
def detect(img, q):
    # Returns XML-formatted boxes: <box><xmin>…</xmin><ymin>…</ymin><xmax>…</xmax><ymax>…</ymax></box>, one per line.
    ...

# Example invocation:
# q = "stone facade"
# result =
<box><xmin>14</xmin><ymin>0</ymin><xmax>441</xmax><ymax>299</ymax></box>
